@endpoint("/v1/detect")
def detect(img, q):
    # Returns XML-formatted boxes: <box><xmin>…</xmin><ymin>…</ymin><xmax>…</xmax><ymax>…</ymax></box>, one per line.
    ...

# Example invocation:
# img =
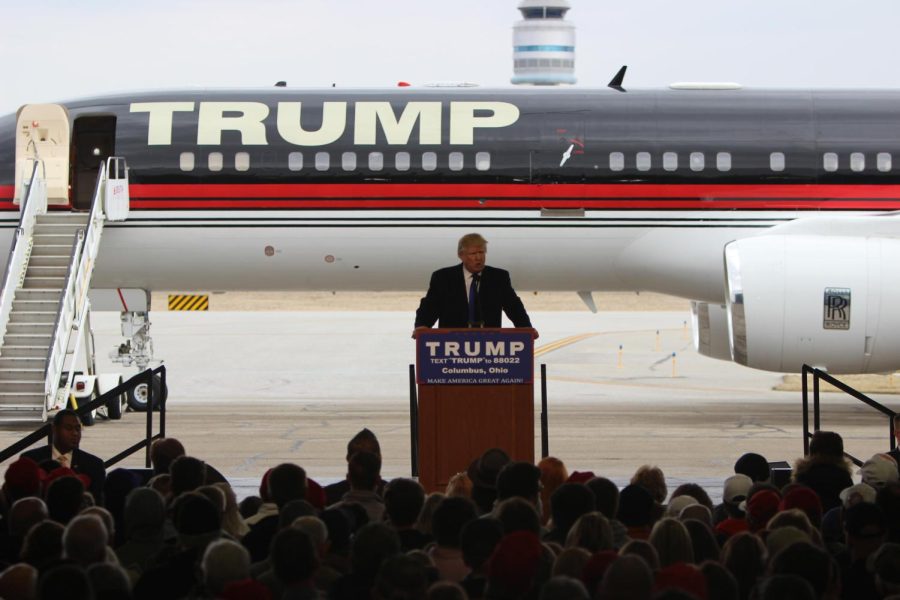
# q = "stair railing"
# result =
<box><xmin>44</xmin><ymin>160</ymin><xmax>109</xmax><ymax>412</ymax></box>
<box><xmin>801</xmin><ymin>364</ymin><xmax>897</xmax><ymax>466</ymax></box>
<box><xmin>0</xmin><ymin>161</ymin><xmax>47</xmax><ymax>356</ymax></box>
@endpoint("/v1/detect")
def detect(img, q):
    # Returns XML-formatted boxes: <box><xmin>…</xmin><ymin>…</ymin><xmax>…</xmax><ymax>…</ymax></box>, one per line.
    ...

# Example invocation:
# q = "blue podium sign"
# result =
<box><xmin>416</xmin><ymin>329</ymin><xmax>534</xmax><ymax>385</ymax></box>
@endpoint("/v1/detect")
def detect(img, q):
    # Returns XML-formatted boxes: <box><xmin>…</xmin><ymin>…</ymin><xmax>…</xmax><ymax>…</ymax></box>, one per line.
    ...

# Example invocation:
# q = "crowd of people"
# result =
<box><xmin>0</xmin><ymin>410</ymin><xmax>898</xmax><ymax>600</ymax></box>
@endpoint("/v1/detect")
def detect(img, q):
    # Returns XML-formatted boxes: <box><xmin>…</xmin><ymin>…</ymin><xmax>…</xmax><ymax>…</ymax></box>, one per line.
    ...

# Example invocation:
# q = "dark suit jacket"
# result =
<box><xmin>415</xmin><ymin>264</ymin><xmax>532</xmax><ymax>329</ymax></box>
<box><xmin>21</xmin><ymin>446</ymin><xmax>106</xmax><ymax>501</ymax></box>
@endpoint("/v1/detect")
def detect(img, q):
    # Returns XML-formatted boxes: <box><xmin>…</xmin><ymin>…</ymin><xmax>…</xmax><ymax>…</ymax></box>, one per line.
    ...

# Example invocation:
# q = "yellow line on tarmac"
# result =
<box><xmin>534</xmin><ymin>332</ymin><xmax>602</xmax><ymax>357</ymax></box>
<box><xmin>534</xmin><ymin>326</ymin><xmax>688</xmax><ymax>358</ymax></box>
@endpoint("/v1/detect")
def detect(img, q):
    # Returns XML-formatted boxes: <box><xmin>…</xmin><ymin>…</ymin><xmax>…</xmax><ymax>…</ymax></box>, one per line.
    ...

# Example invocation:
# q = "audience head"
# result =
<box><xmin>778</xmin><ymin>486</ymin><xmax>823</xmax><ymax>528</ymax></box>
<box><xmin>149</xmin><ymin>437</ymin><xmax>186</xmax><ymax>475</ymax></box>
<box><xmin>467</xmin><ymin>448</ymin><xmax>510</xmax><ymax>514</ymax></box>
<box><xmin>746</xmin><ymin>489</ymin><xmax>781</xmax><ymax>532</ymax></box>
<box><xmin>721</xmin><ymin>531</ymin><xmax>767</xmax><ymax>599</ymax></box>
<box><xmin>486</xmin><ymin>531</ymin><xmax>543</xmax><ymax>598</ymax></box>
<box><xmin>808</xmin><ymin>430</ymin><xmax>844</xmax><ymax>458</ymax></box>
<box><xmin>619</xmin><ymin>539</ymin><xmax>660</xmax><ymax>572</ymax></box>
<box><xmin>496</xmin><ymin>461</ymin><xmax>541</xmax><ymax>503</ymax></box>
<box><xmin>268</xmin><ymin>462</ymin><xmax>308</xmax><ymax>509</ymax></box>
<box><xmin>538</xmin><ymin>457</ymin><xmax>569</xmax><ymax>524</ymax></box>
<box><xmin>860</xmin><ymin>454</ymin><xmax>900</xmax><ymax>490</ymax></box>
<box><xmin>347</xmin><ymin>428</ymin><xmax>381</xmax><ymax>460</ymax></box>
<box><xmin>86</xmin><ymin>563</ymin><xmax>131</xmax><ymax>600</ymax></box>
<box><xmin>670</xmin><ymin>483</ymin><xmax>715</xmax><ymax>511</ymax></box>
<box><xmin>277</xmin><ymin>499</ymin><xmax>316</xmax><ymax>529</ymax></box>
<box><xmin>384</xmin><ymin>478</ymin><xmax>426</xmax><ymax>528</ymax></box>
<box><xmin>432</xmin><ymin>496</ymin><xmax>478</xmax><ymax>548</ymax></box>
<box><xmin>373</xmin><ymin>554</ymin><xmax>429</xmax><ymax>600</ymax></box>
<box><xmin>445</xmin><ymin>471</ymin><xmax>472</xmax><ymax>499</ymax></box>
<box><xmin>734</xmin><ymin>452</ymin><xmax>770</xmax><ymax>483</ymax></box>
<box><xmin>0</xmin><ymin>563</ymin><xmax>37</xmax><ymax>600</ymax></box>
<box><xmin>586</xmin><ymin>476</ymin><xmax>620</xmax><ymax>520</ymax></box>
<box><xmin>565</xmin><ymin>511</ymin><xmax>613</xmax><ymax>552</ymax></box>
<box><xmin>21</xmin><ymin>520</ymin><xmax>64</xmax><ymax>570</ymax></box>
<box><xmin>45</xmin><ymin>475</ymin><xmax>85</xmax><ymax>524</ymax></box>
<box><xmin>617</xmin><ymin>484</ymin><xmax>655</xmax><ymax>528</ymax></box>
<box><xmin>769</xmin><ymin>541</ymin><xmax>835</xmax><ymax>598</ymax></box>
<box><xmin>683</xmin><ymin>519</ymin><xmax>720</xmax><ymax>564</ymax></box>
<box><xmin>630</xmin><ymin>465</ymin><xmax>667</xmax><ymax>504</ymax></box>
<box><xmin>550</xmin><ymin>482</ymin><xmax>595</xmax><ymax>537</ymax></box>
<box><xmin>347</xmin><ymin>450</ymin><xmax>381</xmax><ymax>491</ymax></box>
<box><xmin>172</xmin><ymin>491</ymin><xmax>222</xmax><ymax>546</ymax></box>
<box><xmin>598</xmin><ymin>553</ymin><xmax>654</xmax><ymax>600</ymax></box>
<box><xmin>350</xmin><ymin>522</ymin><xmax>402</xmax><ymax>580</ymax></box>
<box><xmin>169</xmin><ymin>455</ymin><xmax>206</xmax><ymax>497</ymax></box>
<box><xmin>37</xmin><ymin>564</ymin><xmax>92</xmax><ymax>600</ymax></box>
<box><xmin>8</xmin><ymin>497</ymin><xmax>48</xmax><ymax>538</ymax></box>
<box><xmin>202</xmin><ymin>538</ymin><xmax>250</xmax><ymax>596</ymax></box>
<box><xmin>461</xmin><ymin>516</ymin><xmax>503</xmax><ymax>571</ymax></box>
<box><xmin>653</xmin><ymin>562</ymin><xmax>708</xmax><ymax>600</ymax></box>
<box><xmin>540</xmin><ymin>575</ymin><xmax>590</xmax><ymax>600</ymax></box>
<box><xmin>4</xmin><ymin>457</ymin><xmax>44</xmax><ymax>502</ymax></box>
<box><xmin>124</xmin><ymin>487</ymin><xmax>165</xmax><ymax>541</ymax></box>
<box><xmin>649</xmin><ymin>518</ymin><xmax>694</xmax><ymax>567</ymax></box>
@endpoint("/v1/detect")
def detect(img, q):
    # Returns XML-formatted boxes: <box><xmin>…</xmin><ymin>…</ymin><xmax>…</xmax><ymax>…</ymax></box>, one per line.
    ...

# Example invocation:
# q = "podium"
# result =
<box><xmin>414</xmin><ymin>328</ymin><xmax>535</xmax><ymax>492</ymax></box>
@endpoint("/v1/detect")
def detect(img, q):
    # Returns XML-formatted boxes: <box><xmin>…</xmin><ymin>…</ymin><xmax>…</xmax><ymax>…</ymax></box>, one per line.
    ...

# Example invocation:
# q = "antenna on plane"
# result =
<box><xmin>608</xmin><ymin>66</ymin><xmax>627</xmax><ymax>92</ymax></box>
<box><xmin>274</xmin><ymin>81</ymin><xmax>287</xmax><ymax>87</ymax></box>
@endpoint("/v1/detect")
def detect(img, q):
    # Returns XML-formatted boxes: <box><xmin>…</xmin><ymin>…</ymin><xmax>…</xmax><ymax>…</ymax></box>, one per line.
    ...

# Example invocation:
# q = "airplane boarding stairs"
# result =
<box><xmin>0</xmin><ymin>158</ymin><xmax>129</xmax><ymax>424</ymax></box>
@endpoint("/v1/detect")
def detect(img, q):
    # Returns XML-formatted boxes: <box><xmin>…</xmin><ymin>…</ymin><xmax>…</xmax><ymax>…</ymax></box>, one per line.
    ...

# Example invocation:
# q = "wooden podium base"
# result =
<box><xmin>417</xmin><ymin>383</ymin><xmax>533</xmax><ymax>493</ymax></box>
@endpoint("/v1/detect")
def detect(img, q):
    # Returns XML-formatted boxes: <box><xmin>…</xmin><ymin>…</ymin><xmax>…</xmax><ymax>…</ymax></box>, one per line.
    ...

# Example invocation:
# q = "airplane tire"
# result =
<box><xmin>127</xmin><ymin>375</ymin><xmax>167</xmax><ymax>412</ymax></box>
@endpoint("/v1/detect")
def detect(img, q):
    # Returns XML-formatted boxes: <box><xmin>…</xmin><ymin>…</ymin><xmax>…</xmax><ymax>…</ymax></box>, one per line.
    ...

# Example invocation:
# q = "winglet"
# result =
<box><xmin>608</xmin><ymin>66</ymin><xmax>627</xmax><ymax>92</ymax></box>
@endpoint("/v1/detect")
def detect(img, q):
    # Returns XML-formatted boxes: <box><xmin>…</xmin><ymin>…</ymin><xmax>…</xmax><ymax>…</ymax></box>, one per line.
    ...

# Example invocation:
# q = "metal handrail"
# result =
<box><xmin>0</xmin><ymin>161</ymin><xmax>47</xmax><ymax>354</ymax></box>
<box><xmin>44</xmin><ymin>159</ymin><xmax>109</xmax><ymax>412</ymax></box>
<box><xmin>0</xmin><ymin>365</ymin><xmax>167</xmax><ymax>469</ymax></box>
<box><xmin>801</xmin><ymin>364</ymin><xmax>897</xmax><ymax>466</ymax></box>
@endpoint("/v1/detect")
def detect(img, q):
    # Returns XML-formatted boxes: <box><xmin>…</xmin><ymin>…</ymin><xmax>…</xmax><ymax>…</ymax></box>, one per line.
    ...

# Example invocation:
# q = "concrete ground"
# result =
<box><xmin>1</xmin><ymin>294</ymin><xmax>896</xmax><ymax>500</ymax></box>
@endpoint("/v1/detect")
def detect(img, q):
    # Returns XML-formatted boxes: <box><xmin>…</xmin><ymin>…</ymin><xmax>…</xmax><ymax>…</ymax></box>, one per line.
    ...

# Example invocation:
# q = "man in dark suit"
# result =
<box><xmin>414</xmin><ymin>233</ymin><xmax>536</xmax><ymax>336</ymax></box>
<box><xmin>21</xmin><ymin>409</ymin><xmax>106</xmax><ymax>502</ymax></box>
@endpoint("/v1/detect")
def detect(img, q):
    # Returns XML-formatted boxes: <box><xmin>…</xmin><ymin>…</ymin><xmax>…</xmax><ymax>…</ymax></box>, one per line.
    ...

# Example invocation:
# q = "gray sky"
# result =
<box><xmin>2</xmin><ymin>0</ymin><xmax>899</xmax><ymax>114</ymax></box>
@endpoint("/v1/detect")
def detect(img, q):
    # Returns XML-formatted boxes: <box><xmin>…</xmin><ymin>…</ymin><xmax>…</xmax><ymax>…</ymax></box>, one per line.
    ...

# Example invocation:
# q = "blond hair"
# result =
<box><xmin>457</xmin><ymin>233</ymin><xmax>488</xmax><ymax>253</ymax></box>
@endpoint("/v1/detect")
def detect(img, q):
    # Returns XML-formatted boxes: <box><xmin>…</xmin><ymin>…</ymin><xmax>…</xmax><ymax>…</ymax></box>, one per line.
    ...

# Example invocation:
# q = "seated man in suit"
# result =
<box><xmin>414</xmin><ymin>233</ymin><xmax>537</xmax><ymax>337</ymax></box>
<box><xmin>21</xmin><ymin>409</ymin><xmax>106</xmax><ymax>502</ymax></box>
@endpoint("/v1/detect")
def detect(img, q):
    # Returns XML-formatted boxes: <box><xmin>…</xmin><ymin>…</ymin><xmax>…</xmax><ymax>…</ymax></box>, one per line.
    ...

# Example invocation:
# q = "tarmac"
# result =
<box><xmin>1</xmin><ymin>302</ymin><xmax>897</xmax><ymax>501</ymax></box>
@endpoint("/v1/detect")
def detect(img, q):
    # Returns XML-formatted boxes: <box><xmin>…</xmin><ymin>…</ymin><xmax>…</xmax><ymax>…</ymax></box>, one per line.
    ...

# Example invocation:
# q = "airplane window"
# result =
<box><xmin>878</xmin><ymin>152</ymin><xmax>892</xmax><ymax>172</ymax></box>
<box><xmin>609</xmin><ymin>152</ymin><xmax>624</xmax><ymax>172</ymax></box>
<box><xmin>315</xmin><ymin>152</ymin><xmax>330</xmax><ymax>171</ymax></box>
<box><xmin>179</xmin><ymin>152</ymin><xmax>195</xmax><ymax>172</ymax></box>
<box><xmin>769</xmin><ymin>152</ymin><xmax>785</xmax><ymax>172</ymax></box>
<box><xmin>208</xmin><ymin>152</ymin><xmax>223</xmax><ymax>172</ymax></box>
<box><xmin>288</xmin><ymin>152</ymin><xmax>303</xmax><ymax>171</ymax></box>
<box><xmin>850</xmin><ymin>152</ymin><xmax>865</xmax><ymax>172</ymax></box>
<box><xmin>235</xmin><ymin>152</ymin><xmax>250</xmax><ymax>172</ymax></box>
<box><xmin>823</xmin><ymin>153</ymin><xmax>838</xmax><ymax>172</ymax></box>
<box><xmin>422</xmin><ymin>152</ymin><xmax>437</xmax><ymax>171</ymax></box>
<box><xmin>476</xmin><ymin>152</ymin><xmax>491</xmax><ymax>171</ymax></box>
<box><xmin>342</xmin><ymin>152</ymin><xmax>357</xmax><ymax>171</ymax></box>
<box><xmin>396</xmin><ymin>152</ymin><xmax>410</xmax><ymax>171</ymax></box>
<box><xmin>636</xmin><ymin>152</ymin><xmax>651</xmax><ymax>171</ymax></box>
<box><xmin>690</xmin><ymin>152</ymin><xmax>704</xmax><ymax>172</ymax></box>
<box><xmin>663</xmin><ymin>152</ymin><xmax>678</xmax><ymax>172</ymax></box>
<box><xmin>716</xmin><ymin>152</ymin><xmax>731</xmax><ymax>172</ymax></box>
<box><xmin>449</xmin><ymin>152</ymin><xmax>464</xmax><ymax>171</ymax></box>
<box><xmin>369</xmin><ymin>152</ymin><xmax>384</xmax><ymax>171</ymax></box>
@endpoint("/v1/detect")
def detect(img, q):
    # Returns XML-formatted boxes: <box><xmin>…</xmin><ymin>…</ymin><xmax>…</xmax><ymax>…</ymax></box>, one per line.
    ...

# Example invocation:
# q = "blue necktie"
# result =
<box><xmin>468</xmin><ymin>273</ymin><xmax>480</xmax><ymax>326</ymax></box>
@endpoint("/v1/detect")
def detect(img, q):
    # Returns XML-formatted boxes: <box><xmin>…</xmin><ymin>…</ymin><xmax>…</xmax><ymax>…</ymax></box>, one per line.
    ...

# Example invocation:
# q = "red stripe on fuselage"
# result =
<box><xmin>2</xmin><ymin>182</ymin><xmax>900</xmax><ymax>211</ymax></box>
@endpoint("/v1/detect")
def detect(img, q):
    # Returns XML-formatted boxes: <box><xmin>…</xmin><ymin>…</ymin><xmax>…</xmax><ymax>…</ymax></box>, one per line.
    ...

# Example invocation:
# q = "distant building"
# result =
<box><xmin>512</xmin><ymin>0</ymin><xmax>576</xmax><ymax>85</ymax></box>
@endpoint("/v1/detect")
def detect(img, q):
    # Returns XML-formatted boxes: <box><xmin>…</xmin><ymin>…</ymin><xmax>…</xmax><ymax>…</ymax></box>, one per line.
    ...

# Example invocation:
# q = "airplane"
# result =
<box><xmin>2</xmin><ymin>84</ymin><xmax>900</xmax><ymax>383</ymax></box>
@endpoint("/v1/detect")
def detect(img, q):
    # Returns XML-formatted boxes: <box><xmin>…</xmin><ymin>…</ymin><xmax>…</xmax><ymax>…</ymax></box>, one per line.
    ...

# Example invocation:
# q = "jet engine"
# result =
<box><xmin>723</xmin><ymin>235</ymin><xmax>900</xmax><ymax>373</ymax></box>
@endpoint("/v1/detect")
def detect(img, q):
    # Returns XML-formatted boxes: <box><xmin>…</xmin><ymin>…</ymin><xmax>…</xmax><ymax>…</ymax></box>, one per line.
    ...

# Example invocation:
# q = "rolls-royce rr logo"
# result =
<box><xmin>823</xmin><ymin>288</ymin><xmax>851</xmax><ymax>330</ymax></box>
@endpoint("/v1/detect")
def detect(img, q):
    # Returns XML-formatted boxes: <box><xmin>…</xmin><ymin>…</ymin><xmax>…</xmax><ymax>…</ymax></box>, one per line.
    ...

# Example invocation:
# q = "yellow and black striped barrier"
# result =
<box><xmin>168</xmin><ymin>294</ymin><xmax>209</xmax><ymax>311</ymax></box>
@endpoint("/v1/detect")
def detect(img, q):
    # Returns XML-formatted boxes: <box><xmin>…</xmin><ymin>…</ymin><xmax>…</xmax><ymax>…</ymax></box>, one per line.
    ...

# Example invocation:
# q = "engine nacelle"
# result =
<box><xmin>724</xmin><ymin>235</ymin><xmax>900</xmax><ymax>373</ymax></box>
<box><xmin>691</xmin><ymin>301</ymin><xmax>732</xmax><ymax>362</ymax></box>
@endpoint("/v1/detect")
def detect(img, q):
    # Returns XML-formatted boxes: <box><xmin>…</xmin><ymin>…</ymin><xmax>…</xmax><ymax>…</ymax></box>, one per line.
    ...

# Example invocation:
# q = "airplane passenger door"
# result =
<box><xmin>71</xmin><ymin>116</ymin><xmax>117</xmax><ymax>210</ymax></box>
<box><xmin>15</xmin><ymin>104</ymin><xmax>71</xmax><ymax>205</ymax></box>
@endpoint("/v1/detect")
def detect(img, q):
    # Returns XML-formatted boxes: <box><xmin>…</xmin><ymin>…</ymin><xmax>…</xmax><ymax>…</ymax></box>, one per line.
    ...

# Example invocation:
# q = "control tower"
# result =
<box><xmin>511</xmin><ymin>0</ymin><xmax>576</xmax><ymax>85</ymax></box>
